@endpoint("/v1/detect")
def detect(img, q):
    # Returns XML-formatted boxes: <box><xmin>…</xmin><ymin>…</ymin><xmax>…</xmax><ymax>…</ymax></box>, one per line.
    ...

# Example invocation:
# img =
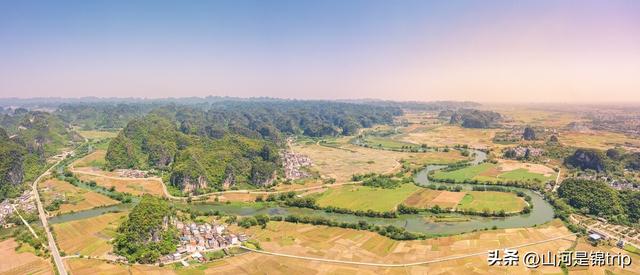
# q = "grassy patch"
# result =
<box><xmin>315</xmin><ymin>184</ymin><xmax>420</xmax><ymax>212</ymax></box>
<box><xmin>457</xmin><ymin>191</ymin><xmax>526</xmax><ymax>212</ymax></box>
<box><xmin>432</xmin><ymin>163</ymin><xmax>494</xmax><ymax>182</ymax></box>
<box><xmin>497</xmin><ymin>168</ymin><xmax>549</xmax><ymax>182</ymax></box>
<box><xmin>432</xmin><ymin>162</ymin><xmax>553</xmax><ymax>185</ymax></box>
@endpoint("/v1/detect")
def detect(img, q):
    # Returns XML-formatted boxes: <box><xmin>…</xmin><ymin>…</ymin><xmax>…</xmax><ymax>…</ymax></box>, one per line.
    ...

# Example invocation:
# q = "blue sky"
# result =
<box><xmin>1</xmin><ymin>0</ymin><xmax>639</xmax><ymax>102</ymax></box>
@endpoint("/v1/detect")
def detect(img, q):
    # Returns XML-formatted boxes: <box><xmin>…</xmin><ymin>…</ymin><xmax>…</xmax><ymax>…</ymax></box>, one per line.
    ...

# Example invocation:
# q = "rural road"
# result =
<box><xmin>240</xmin><ymin>233</ymin><xmax>577</xmax><ymax>267</ymax></box>
<box><xmin>70</xmin><ymin>167</ymin><xmax>356</xmax><ymax>201</ymax></box>
<box><xmin>32</xmin><ymin>157</ymin><xmax>68</xmax><ymax>275</ymax></box>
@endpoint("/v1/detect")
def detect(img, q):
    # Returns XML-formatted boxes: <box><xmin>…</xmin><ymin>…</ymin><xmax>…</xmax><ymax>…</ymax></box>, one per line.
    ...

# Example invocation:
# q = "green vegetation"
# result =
<box><xmin>432</xmin><ymin>163</ymin><xmax>495</xmax><ymax>182</ymax></box>
<box><xmin>457</xmin><ymin>191</ymin><xmax>526</xmax><ymax>213</ymax></box>
<box><xmin>624</xmin><ymin>244</ymin><xmax>640</xmax><ymax>256</ymax></box>
<box><xmin>1</xmin><ymin>110</ymin><xmax>79</xmax><ymax>200</ymax></box>
<box><xmin>445</xmin><ymin>109</ymin><xmax>502</xmax><ymax>128</ymax></box>
<box><xmin>106</xmin><ymin>113</ymin><xmax>280</xmax><ymax>192</ymax></box>
<box><xmin>243</xmin><ymin>215</ymin><xmax>431</xmax><ymax>240</ymax></box>
<box><xmin>107</xmin><ymin>101</ymin><xmax>402</xmax><ymax>193</ymax></box>
<box><xmin>315</xmin><ymin>184</ymin><xmax>420</xmax><ymax>212</ymax></box>
<box><xmin>497</xmin><ymin>168</ymin><xmax>549</xmax><ymax>182</ymax></box>
<box><xmin>564</xmin><ymin>148</ymin><xmax>608</xmax><ymax>172</ymax></box>
<box><xmin>557</xmin><ymin>179</ymin><xmax>624</xmax><ymax>218</ymax></box>
<box><xmin>352</xmin><ymin>173</ymin><xmax>405</xmax><ymax>189</ymax></box>
<box><xmin>430</xmin><ymin>162</ymin><xmax>551</xmax><ymax>186</ymax></box>
<box><xmin>113</xmin><ymin>195</ymin><xmax>178</xmax><ymax>263</ymax></box>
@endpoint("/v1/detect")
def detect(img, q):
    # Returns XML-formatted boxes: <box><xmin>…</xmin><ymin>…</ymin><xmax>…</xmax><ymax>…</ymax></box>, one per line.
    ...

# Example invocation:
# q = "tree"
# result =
<box><xmin>523</xmin><ymin>127</ymin><xmax>536</xmax><ymax>140</ymax></box>
<box><xmin>557</xmin><ymin>179</ymin><xmax>623</xmax><ymax>217</ymax></box>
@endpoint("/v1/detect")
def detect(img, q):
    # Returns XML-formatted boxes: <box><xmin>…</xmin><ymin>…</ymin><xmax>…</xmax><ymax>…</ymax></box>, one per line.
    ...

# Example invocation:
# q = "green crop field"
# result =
<box><xmin>457</xmin><ymin>191</ymin><xmax>526</xmax><ymax>213</ymax></box>
<box><xmin>432</xmin><ymin>163</ymin><xmax>552</xmax><ymax>184</ymax></box>
<box><xmin>496</xmin><ymin>168</ymin><xmax>550</xmax><ymax>182</ymax></box>
<box><xmin>432</xmin><ymin>163</ymin><xmax>495</xmax><ymax>182</ymax></box>
<box><xmin>315</xmin><ymin>184</ymin><xmax>421</xmax><ymax>212</ymax></box>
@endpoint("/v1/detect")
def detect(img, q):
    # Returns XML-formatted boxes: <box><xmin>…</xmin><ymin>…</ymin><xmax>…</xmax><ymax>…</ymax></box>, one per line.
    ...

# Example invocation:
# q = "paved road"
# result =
<box><xmin>32</xmin><ymin>159</ymin><xmax>68</xmax><ymax>275</ymax></box>
<box><xmin>240</xmin><ymin>233</ymin><xmax>577</xmax><ymax>267</ymax></box>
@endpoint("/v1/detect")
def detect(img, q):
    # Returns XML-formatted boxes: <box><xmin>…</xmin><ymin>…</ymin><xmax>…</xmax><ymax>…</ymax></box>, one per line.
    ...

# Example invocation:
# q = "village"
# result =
<box><xmin>0</xmin><ymin>190</ymin><xmax>36</xmax><ymax>228</ymax></box>
<box><xmin>158</xmin><ymin>220</ymin><xmax>249</xmax><ymax>265</ymax></box>
<box><xmin>282</xmin><ymin>151</ymin><xmax>313</xmax><ymax>180</ymax></box>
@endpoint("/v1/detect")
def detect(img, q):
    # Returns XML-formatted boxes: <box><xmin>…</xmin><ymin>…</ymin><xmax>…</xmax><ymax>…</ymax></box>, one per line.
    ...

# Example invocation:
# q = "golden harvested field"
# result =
<box><xmin>227</xmin><ymin>220</ymin><xmax>576</xmax><ymax>274</ymax></box>
<box><xmin>567</xmin><ymin>238</ymin><xmax>640</xmax><ymax>274</ymax></box>
<box><xmin>0</xmin><ymin>239</ymin><xmax>52</xmax><ymax>275</ymax></box>
<box><xmin>403</xmin><ymin>188</ymin><xmax>525</xmax><ymax>212</ymax></box>
<box><xmin>39</xmin><ymin>178</ymin><xmax>119</xmax><ymax>215</ymax></box>
<box><xmin>53</xmin><ymin>212</ymin><xmax>126</xmax><ymax>257</ymax></box>
<box><xmin>77</xmin><ymin>130</ymin><xmax>119</xmax><ymax>140</ymax></box>
<box><xmin>63</xmin><ymin>220</ymin><xmax>603</xmax><ymax>275</ymax></box>
<box><xmin>560</xmin><ymin>130</ymin><xmax>640</xmax><ymax>150</ymax></box>
<box><xmin>76</xmin><ymin>173</ymin><xmax>165</xmax><ymax>196</ymax></box>
<box><xmin>72</xmin><ymin>150</ymin><xmax>107</xmax><ymax>168</ymax></box>
<box><xmin>496</xmin><ymin>159</ymin><xmax>556</xmax><ymax>177</ymax></box>
<box><xmin>64</xmin><ymin>258</ymin><xmax>172</xmax><ymax>275</ymax></box>
<box><xmin>486</xmin><ymin>106</ymin><xmax>586</xmax><ymax>127</ymax></box>
<box><xmin>399</xmin><ymin>125</ymin><xmax>499</xmax><ymax>149</ymax></box>
<box><xmin>402</xmin><ymin>189</ymin><xmax>465</xmax><ymax>209</ymax></box>
<box><xmin>293</xmin><ymin>138</ymin><xmax>465</xmax><ymax>182</ymax></box>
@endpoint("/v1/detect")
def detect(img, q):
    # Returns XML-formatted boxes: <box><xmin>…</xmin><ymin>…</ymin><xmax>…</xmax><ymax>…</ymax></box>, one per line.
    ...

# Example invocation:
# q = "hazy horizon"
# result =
<box><xmin>1</xmin><ymin>1</ymin><xmax>639</xmax><ymax>102</ymax></box>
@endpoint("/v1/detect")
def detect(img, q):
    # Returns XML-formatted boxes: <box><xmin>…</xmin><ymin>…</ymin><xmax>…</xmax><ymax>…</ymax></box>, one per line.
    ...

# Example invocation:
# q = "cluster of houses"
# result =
<box><xmin>505</xmin><ymin>146</ymin><xmax>544</xmax><ymax>159</ymax></box>
<box><xmin>282</xmin><ymin>151</ymin><xmax>312</xmax><ymax>180</ymax></box>
<box><xmin>609</xmin><ymin>179</ymin><xmax>640</xmax><ymax>192</ymax></box>
<box><xmin>576</xmin><ymin>174</ymin><xmax>640</xmax><ymax>192</ymax></box>
<box><xmin>0</xmin><ymin>191</ymin><xmax>36</xmax><ymax>228</ymax></box>
<box><xmin>160</xmin><ymin>221</ymin><xmax>248</xmax><ymax>263</ymax></box>
<box><xmin>115</xmin><ymin>169</ymin><xmax>148</xmax><ymax>178</ymax></box>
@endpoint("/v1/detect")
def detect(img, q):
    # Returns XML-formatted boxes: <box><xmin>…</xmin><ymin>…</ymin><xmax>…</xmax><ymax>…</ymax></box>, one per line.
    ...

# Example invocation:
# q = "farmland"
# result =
<box><xmin>402</xmin><ymin>188</ymin><xmax>526</xmax><ymax>212</ymax></box>
<box><xmin>356</xmin><ymin>136</ymin><xmax>421</xmax><ymax>150</ymax></box>
<box><xmin>431</xmin><ymin>161</ymin><xmax>555</xmax><ymax>184</ymax></box>
<box><xmin>398</xmin><ymin>125</ymin><xmax>499</xmax><ymax>149</ymax></box>
<box><xmin>315</xmin><ymin>184</ymin><xmax>420</xmax><ymax>212</ymax></box>
<box><xmin>559</xmin><ymin>130</ymin><xmax>640</xmax><ymax>150</ymax></box>
<box><xmin>458</xmin><ymin>191</ymin><xmax>526</xmax><ymax>213</ymax></box>
<box><xmin>77</xmin><ymin>130</ymin><xmax>119</xmax><ymax>140</ymax></box>
<box><xmin>72</xmin><ymin>150</ymin><xmax>107</xmax><ymax>168</ymax></box>
<box><xmin>75</xmin><ymin>173</ymin><xmax>165</xmax><ymax>196</ymax></box>
<box><xmin>38</xmin><ymin>178</ymin><xmax>119</xmax><ymax>215</ymax></box>
<box><xmin>52</xmin><ymin>212</ymin><xmax>127</xmax><ymax>257</ymax></box>
<box><xmin>234</xmin><ymin>220</ymin><xmax>574</xmax><ymax>272</ymax></box>
<box><xmin>0</xmin><ymin>239</ymin><xmax>52</xmax><ymax>275</ymax></box>
<box><xmin>293</xmin><ymin>137</ymin><xmax>465</xmax><ymax>182</ymax></box>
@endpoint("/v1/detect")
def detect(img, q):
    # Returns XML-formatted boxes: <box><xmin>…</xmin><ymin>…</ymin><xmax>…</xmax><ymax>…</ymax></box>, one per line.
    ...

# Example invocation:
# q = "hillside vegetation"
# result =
<box><xmin>113</xmin><ymin>195</ymin><xmax>177</xmax><ymax>263</ymax></box>
<box><xmin>443</xmin><ymin>109</ymin><xmax>502</xmax><ymax>129</ymax></box>
<box><xmin>1</xmin><ymin>110</ymin><xmax>79</xmax><ymax>199</ymax></box>
<box><xmin>106</xmin><ymin>101</ymin><xmax>401</xmax><ymax>192</ymax></box>
<box><xmin>558</xmin><ymin>178</ymin><xmax>640</xmax><ymax>223</ymax></box>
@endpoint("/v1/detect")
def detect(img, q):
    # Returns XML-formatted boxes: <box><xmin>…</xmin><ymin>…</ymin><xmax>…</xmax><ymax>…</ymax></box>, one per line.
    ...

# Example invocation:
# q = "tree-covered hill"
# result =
<box><xmin>444</xmin><ymin>109</ymin><xmax>502</xmax><ymax>128</ymax></box>
<box><xmin>564</xmin><ymin>147</ymin><xmax>640</xmax><ymax>173</ymax></box>
<box><xmin>106</xmin><ymin>101</ymin><xmax>402</xmax><ymax>193</ymax></box>
<box><xmin>557</xmin><ymin>178</ymin><xmax>623</xmax><ymax>216</ymax></box>
<box><xmin>56</xmin><ymin>103</ymin><xmax>155</xmax><ymax>130</ymax></box>
<box><xmin>558</xmin><ymin>178</ymin><xmax>640</xmax><ymax>224</ymax></box>
<box><xmin>106</xmin><ymin>113</ymin><xmax>281</xmax><ymax>192</ymax></box>
<box><xmin>113</xmin><ymin>195</ymin><xmax>177</xmax><ymax>263</ymax></box>
<box><xmin>0</xmin><ymin>111</ymin><xmax>80</xmax><ymax>200</ymax></box>
<box><xmin>1</xmin><ymin>110</ymin><xmax>80</xmax><ymax>157</ymax></box>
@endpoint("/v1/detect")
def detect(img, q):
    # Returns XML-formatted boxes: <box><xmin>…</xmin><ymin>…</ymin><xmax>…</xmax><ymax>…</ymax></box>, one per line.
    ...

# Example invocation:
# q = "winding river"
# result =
<box><xmin>50</xmin><ymin>149</ymin><xmax>555</xmax><ymax>235</ymax></box>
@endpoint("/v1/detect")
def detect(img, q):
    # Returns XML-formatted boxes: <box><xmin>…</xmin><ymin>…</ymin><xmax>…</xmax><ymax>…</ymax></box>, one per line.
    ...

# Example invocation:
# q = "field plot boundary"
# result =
<box><xmin>240</xmin><ymin>233</ymin><xmax>577</xmax><ymax>267</ymax></box>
